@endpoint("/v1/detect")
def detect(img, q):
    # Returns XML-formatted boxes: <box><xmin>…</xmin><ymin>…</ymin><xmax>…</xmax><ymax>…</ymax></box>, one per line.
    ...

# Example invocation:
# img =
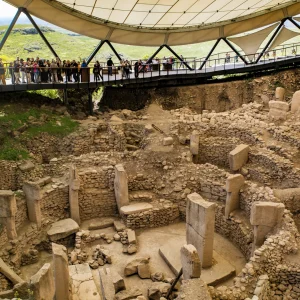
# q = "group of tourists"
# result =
<box><xmin>0</xmin><ymin>55</ymin><xmax>186</xmax><ymax>85</ymax></box>
<box><xmin>0</xmin><ymin>56</ymin><xmax>88</xmax><ymax>85</ymax></box>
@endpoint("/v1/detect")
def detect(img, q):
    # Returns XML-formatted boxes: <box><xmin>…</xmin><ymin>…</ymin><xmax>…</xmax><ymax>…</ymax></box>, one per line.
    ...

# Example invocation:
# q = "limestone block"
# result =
<box><xmin>269</xmin><ymin>108</ymin><xmax>287</xmax><ymax>120</ymax></box>
<box><xmin>275</xmin><ymin>87</ymin><xmax>285</xmax><ymax>101</ymax></box>
<box><xmin>19</xmin><ymin>160</ymin><xmax>35</xmax><ymax>172</ymax></box>
<box><xmin>138</xmin><ymin>263</ymin><xmax>151</xmax><ymax>279</ymax></box>
<box><xmin>186</xmin><ymin>193</ymin><xmax>216</xmax><ymax>239</ymax></box>
<box><xmin>163</xmin><ymin>137</ymin><xmax>174</xmax><ymax>146</ymax></box>
<box><xmin>120</xmin><ymin>202</ymin><xmax>153</xmax><ymax>215</ymax></box>
<box><xmin>269</xmin><ymin>100</ymin><xmax>289</xmax><ymax>112</ymax></box>
<box><xmin>250</xmin><ymin>202</ymin><xmax>285</xmax><ymax>227</ymax></box>
<box><xmin>180</xmin><ymin>244</ymin><xmax>201</xmax><ymax>280</ymax></box>
<box><xmin>114</xmin><ymin>164</ymin><xmax>129</xmax><ymax>211</ymax></box>
<box><xmin>0</xmin><ymin>258</ymin><xmax>24</xmax><ymax>285</ymax></box>
<box><xmin>115</xmin><ymin>288</ymin><xmax>143</xmax><ymax>300</ymax></box>
<box><xmin>111</xmin><ymin>270</ymin><xmax>126</xmax><ymax>293</ymax></box>
<box><xmin>225</xmin><ymin>174</ymin><xmax>245</xmax><ymax>219</ymax></box>
<box><xmin>148</xmin><ymin>282</ymin><xmax>171</xmax><ymax>300</ymax></box>
<box><xmin>99</xmin><ymin>268</ymin><xmax>115</xmax><ymax>300</ymax></box>
<box><xmin>291</xmin><ymin>90</ymin><xmax>300</xmax><ymax>113</ymax></box>
<box><xmin>190</xmin><ymin>130</ymin><xmax>199</xmax><ymax>155</ymax></box>
<box><xmin>226</xmin><ymin>174</ymin><xmax>245</xmax><ymax>193</ymax></box>
<box><xmin>52</xmin><ymin>243</ymin><xmax>71</xmax><ymax>300</ymax></box>
<box><xmin>124</xmin><ymin>256</ymin><xmax>150</xmax><ymax>276</ymax></box>
<box><xmin>229</xmin><ymin>144</ymin><xmax>249</xmax><ymax>171</ymax></box>
<box><xmin>186</xmin><ymin>224</ymin><xmax>213</xmax><ymax>268</ymax></box>
<box><xmin>6</xmin><ymin>216</ymin><xmax>17</xmax><ymax>240</ymax></box>
<box><xmin>253</xmin><ymin>225</ymin><xmax>273</xmax><ymax>247</ymax></box>
<box><xmin>23</xmin><ymin>182</ymin><xmax>42</xmax><ymax>228</ymax></box>
<box><xmin>127</xmin><ymin>229</ymin><xmax>136</xmax><ymax>245</ymax></box>
<box><xmin>30</xmin><ymin>263</ymin><xmax>55</xmax><ymax>300</ymax></box>
<box><xmin>47</xmin><ymin>218</ymin><xmax>79</xmax><ymax>241</ymax></box>
<box><xmin>114</xmin><ymin>220</ymin><xmax>126</xmax><ymax>232</ymax></box>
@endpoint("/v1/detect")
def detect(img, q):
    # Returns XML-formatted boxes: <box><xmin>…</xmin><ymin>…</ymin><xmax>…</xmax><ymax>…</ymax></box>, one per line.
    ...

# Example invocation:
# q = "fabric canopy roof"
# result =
<box><xmin>228</xmin><ymin>23</ymin><xmax>278</xmax><ymax>61</ymax></box>
<box><xmin>268</xmin><ymin>26</ymin><xmax>300</xmax><ymax>50</ymax></box>
<box><xmin>4</xmin><ymin>0</ymin><xmax>300</xmax><ymax>46</ymax></box>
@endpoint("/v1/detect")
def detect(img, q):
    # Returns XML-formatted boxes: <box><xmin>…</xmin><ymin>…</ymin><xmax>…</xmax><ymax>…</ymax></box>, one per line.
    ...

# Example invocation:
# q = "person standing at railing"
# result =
<box><xmin>0</xmin><ymin>58</ymin><xmax>6</xmax><ymax>85</ymax></box>
<box><xmin>179</xmin><ymin>55</ymin><xmax>185</xmax><ymax>69</ymax></box>
<box><xmin>134</xmin><ymin>61</ymin><xmax>139</xmax><ymax>78</ymax></box>
<box><xmin>13</xmin><ymin>60</ymin><xmax>21</xmax><ymax>84</ymax></box>
<box><xmin>32</xmin><ymin>60</ymin><xmax>39</xmax><ymax>83</ymax></box>
<box><xmin>25</xmin><ymin>60</ymin><xmax>31</xmax><ymax>84</ymax></box>
<box><xmin>124</xmin><ymin>60</ymin><xmax>131</xmax><ymax>79</ymax></box>
<box><xmin>9</xmin><ymin>62</ymin><xmax>14</xmax><ymax>84</ymax></box>
<box><xmin>50</xmin><ymin>59</ymin><xmax>58</xmax><ymax>83</ymax></box>
<box><xmin>93</xmin><ymin>60</ymin><xmax>102</xmax><ymax>82</ymax></box>
<box><xmin>71</xmin><ymin>60</ymin><xmax>79</xmax><ymax>82</ymax></box>
<box><xmin>107</xmin><ymin>57</ymin><xmax>114</xmax><ymax>76</ymax></box>
<box><xmin>20</xmin><ymin>60</ymin><xmax>26</xmax><ymax>83</ymax></box>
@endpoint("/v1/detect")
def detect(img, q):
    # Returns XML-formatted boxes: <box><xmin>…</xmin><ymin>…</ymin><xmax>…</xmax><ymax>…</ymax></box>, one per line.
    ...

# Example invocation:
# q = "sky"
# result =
<box><xmin>0</xmin><ymin>1</ymin><xmax>17</xmax><ymax>18</ymax></box>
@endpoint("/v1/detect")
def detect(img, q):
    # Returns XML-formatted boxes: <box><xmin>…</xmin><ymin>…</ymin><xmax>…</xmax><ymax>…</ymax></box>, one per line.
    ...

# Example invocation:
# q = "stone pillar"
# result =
<box><xmin>225</xmin><ymin>174</ymin><xmax>245</xmax><ymax>219</ymax></box>
<box><xmin>190</xmin><ymin>130</ymin><xmax>199</xmax><ymax>155</ymax></box>
<box><xmin>275</xmin><ymin>87</ymin><xmax>285</xmax><ymax>101</ymax></box>
<box><xmin>0</xmin><ymin>190</ymin><xmax>17</xmax><ymax>240</ymax></box>
<box><xmin>250</xmin><ymin>202</ymin><xmax>285</xmax><ymax>248</ymax></box>
<box><xmin>69</xmin><ymin>166</ymin><xmax>81</xmax><ymax>225</ymax></box>
<box><xmin>229</xmin><ymin>144</ymin><xmax>249</xmax><ymax>171</ymax></box>
<box><xmin>52</xmin><ymin>243</ymin><xmax>71</xmax><ymax>300</ymax></box>
<box><xmin>114</xmin><ymin>164</ymin><xmax>129</xmax><ymax>211</ymax></box>
<box><xmin>269</xmin><ymin>101</ymin><xmax>289</xmax><ymax>120</ymax></box>
<box><xmin>30</xmin><ymin>263</ymin><xmax>55</xmax><ymax>300</ymax></box>
<box><xmin>186</xmin><ymin>193</ymin><xmax>216</xmax><ymax>268</ymax></box>
<box><xmin>180</xmin><ymin>244</ymin><xmax>201</xmax><ymax>280</ymax></box>
<box><xmin>23</xmin><ymin>182</ymin><xmax>42</xmax><ymax>229</ymax></box>
<box><xmin>291</xmin><ymin>90</ymin><xmax>300</xmax><ymax>113</ymax></box>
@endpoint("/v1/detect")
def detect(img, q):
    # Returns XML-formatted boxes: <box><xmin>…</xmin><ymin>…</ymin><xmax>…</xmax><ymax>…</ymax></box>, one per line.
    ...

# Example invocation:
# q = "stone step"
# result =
<box><xmin>120</xmin><ymin>202</ymin><xmax>153</xmax><ymax>215</ymax></box>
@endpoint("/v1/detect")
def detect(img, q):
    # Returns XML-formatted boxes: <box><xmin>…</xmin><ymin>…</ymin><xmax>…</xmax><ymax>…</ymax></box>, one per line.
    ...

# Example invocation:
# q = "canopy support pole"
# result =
<box><xmin>199</xmin><ymin>38</ymin><xmax>221</xmax><ymax>70</ymax></box>
<box><xmin>222</xmin><ymin>38</ymin><xmax>248</xmax><ymax>65</ymax></box>
<box><xmin>0</xmin><ymin>7</ymin><xmax>23</xmax><ymax>51</ymax></box>
<box><xmin>22</xmin><ymin>9</ymin><xmax>60</xmax><ymax>59</ymax></box>
<box><xmin>255</xmin><ymin>19</ymin><xmax>287</xmax><ymax>64</ymax></box>
<box><xmin>288</xmin><ymin>17</ymin><xmax>300</xmax><ymax>30</ymax></box>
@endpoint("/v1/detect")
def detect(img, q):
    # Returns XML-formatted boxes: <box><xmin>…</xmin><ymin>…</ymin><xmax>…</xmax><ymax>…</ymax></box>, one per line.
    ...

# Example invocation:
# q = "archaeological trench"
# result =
<box><xmin>1</xmin><ymin>69</ymin><xmax>300</xmax><ymax>300</ymax></box>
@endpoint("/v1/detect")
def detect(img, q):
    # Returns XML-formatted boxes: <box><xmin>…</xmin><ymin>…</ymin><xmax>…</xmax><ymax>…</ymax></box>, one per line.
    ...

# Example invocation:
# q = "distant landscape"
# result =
<box><xmin>1</xmin><ymin>24</ymin><xmax>300</xmax><ymax>63</ymax></box>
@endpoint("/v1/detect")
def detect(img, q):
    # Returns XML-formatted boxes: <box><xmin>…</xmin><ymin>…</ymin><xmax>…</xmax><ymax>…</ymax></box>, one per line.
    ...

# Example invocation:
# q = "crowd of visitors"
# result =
<box><xmin>0</xmin><ymin>55</ymin><xmax>185</xmax><ymax>85</ymax></box>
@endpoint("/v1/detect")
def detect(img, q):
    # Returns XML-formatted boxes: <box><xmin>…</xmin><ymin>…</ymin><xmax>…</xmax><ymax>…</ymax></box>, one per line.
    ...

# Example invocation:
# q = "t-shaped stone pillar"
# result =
<box><xmin>52</xmin><ymin>243</ymin><xmax>71</xmax><ymax>300</ymax></box>
<box><xmin>23</xmin><ymin>182</ymin><xmax>42</xmax><ymax>229</ymax></box>
<box><xmin>186</xmin><ymin>193</ymin><xmax>216</xmax><ymax>268</ymax></box>
<box><xmin>225</xmin><ymin>174</ymin><xmax>245</xmax><ymax>219</ymax></box>
<box><xmin>229</xmin><ymin>144</ymin><xmax>249</xmax><ymax>171</ymax></box>
<box><xmin>180</xmin><ymin>244</ymin><xmax>201</xmax><ymax>280</ymax></box>
<box><xmin>69</xmin><ymin>165</ymin><xmax>81</xmax><ymax>225</ymax></box>
<box><xmin>0</xmin><ymin>190</ymin><xmax>17</xmax><ymax>240</ymax></box>
<box><xmin>114</xmin><ymin>164</ymin><xmax>129</xmax><ymax>212</ymax></box>
<box><xmin>250</xmin><ymin>202</ymin><xmax>285</xmax><ymax>248</ymax></box>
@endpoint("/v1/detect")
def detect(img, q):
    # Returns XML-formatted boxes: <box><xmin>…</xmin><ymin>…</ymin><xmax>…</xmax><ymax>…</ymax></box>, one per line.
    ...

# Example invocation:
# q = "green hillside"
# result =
<box><xmin>1</xmin><ymin>24</ymin><xmax>300</xmax><ymax>63</ymax></box>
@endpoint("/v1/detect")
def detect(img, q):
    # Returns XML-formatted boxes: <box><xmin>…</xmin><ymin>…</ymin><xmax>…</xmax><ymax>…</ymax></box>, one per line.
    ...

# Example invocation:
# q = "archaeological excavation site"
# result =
<box><xmin>1</xmin><ymin>69</ymin><xmax>300</xmax><ymax>300</ymax></box>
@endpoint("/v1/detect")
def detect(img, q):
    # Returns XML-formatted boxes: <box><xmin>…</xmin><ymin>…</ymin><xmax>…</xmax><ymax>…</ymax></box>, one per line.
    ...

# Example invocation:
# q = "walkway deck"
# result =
<box><xmin>1</xmin><ymin>55</ymin><xmax>300</xmax><ymax>93</ymax></box>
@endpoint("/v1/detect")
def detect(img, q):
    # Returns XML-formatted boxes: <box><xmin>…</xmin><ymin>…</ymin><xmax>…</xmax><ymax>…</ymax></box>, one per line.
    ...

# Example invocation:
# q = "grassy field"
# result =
<box><xmin>0</xmin><ymin>101</ymin><xmax>79</xmax><ymax>160</ymax></box>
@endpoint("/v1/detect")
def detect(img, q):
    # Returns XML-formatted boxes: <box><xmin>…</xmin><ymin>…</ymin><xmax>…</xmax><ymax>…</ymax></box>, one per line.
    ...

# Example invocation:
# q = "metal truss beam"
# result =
<box><xmin>146</xmin><ymin>44</ymin><xmax>193</xmax><ymax>70</ymax></box>
<box><xmin>0</xmin><ymin>7</ymin><xmax>60</xmax><ymax>59</ymax></box>
<box><xmin>222</xmin><ymin>38</ymin><xmax>248</xmax><ymax>65</ymax></box>
<box><xmin>87</xmin><ymin>40</ymin><xmax>121</xmax><ymax>64</ymax></box>
<box><xmin>199</xmin><ymin>38</ymin><xmax>221</xmax><ymax>70</ymax></box>
<box><xmin>0</xmin><ymin>7</ymin><xmax>23</xmax><ymax>51</ymax></box>
<box><xmin>255</xmin><ymin>18</ymin><xmax>287</xmax><ymax>64</ymax></box>
<box><xmin>288</xmin><ymin>17</ymin><xmax>300</xmax><ymax>30</ymax></box>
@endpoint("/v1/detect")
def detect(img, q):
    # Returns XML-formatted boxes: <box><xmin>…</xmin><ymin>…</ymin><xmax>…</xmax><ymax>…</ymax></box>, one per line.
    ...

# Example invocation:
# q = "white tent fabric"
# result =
<box><xmin>4</xmin><ymin>0</ymin><xmax>300</xmax><ymax>46</ymax></box>
<box><xmin>268</xmin><ymin>27</ymin><xmax>300</xmax><ymax>50</ymax></box>
<box><xmin>228</xmin><ymin>23</ymin><xmax>278</xmax><ymax>61</ymax></box>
